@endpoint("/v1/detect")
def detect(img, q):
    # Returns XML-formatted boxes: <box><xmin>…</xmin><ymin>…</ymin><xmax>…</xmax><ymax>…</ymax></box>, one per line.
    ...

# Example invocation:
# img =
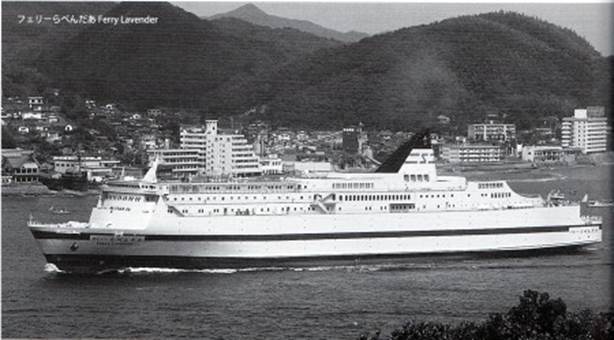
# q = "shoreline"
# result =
<box><xmin>1</xmin><ymin>184</ymin><xmax>99</xmax><ymax>197</ymax></box>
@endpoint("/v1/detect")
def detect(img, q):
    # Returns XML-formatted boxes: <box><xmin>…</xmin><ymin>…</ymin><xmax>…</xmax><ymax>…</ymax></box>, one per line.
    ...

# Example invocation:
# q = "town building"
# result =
<box><xmin>259</xmin><ymin>155</ymin><xmax>283</xmax><ymax>175</ymax></box>
<box><xmin>147</xmin><ymin>149</ymin><xmax>201</xmax><ymax>178</ymax></box>
<box><xmin>342</xmin><ymin>124</ymin><xmax>367</xmax><ymax>154</ymax></box>
<box><xmin>85</xmin><ymin>99</ymin><xmax>96</xmax><ymax>108</ymax></box>
<box><xmin>468</xmin><ymin>122</ymin><xmax>516</xmax><ymax>141</ymax></box>
<box><xmin>28</xmin><ymin>96</ymin><xmax>44</xmax><ymax>112</ymax></box>
<box><xmin>283</xmin><ymin>161</ymin><xmax>333</xmax><ymax>174</ymax></box>
<box><xmin>179</xmin><ymin>120</ymin><xmax>261</xmax><ymax>177</ymax></box>
<box><xmin>53</xmin><ymin>156</ymin><xmax>120</xmax><ymax>181</ymax></box>
<box><xmin>2</xmin><ymin>149</ymin><xmax>40</xmax><ymax>183</ymax></box>
<box><xmin>147</xmin><ymin>108</ymin><xmax>162</xmax><ymax>117</ymax></box>
<box><xmin>521</xmin><ymin>145</ymin><xmax>580</xmax><ymax>164</ymax></box>
<box><xmin>561</xmin><ymin>106</ymin><xmax>608</xmax><ymax>154</ymax></box>
<box><xmin>22</xmin><ymin>112</ymin><xmax>43</xmax><ymax>120</ymax></box>
<box><xmin>440</xmin><ymin>144</ymin><xmax>504</xmax><ymax>163</ymax></box>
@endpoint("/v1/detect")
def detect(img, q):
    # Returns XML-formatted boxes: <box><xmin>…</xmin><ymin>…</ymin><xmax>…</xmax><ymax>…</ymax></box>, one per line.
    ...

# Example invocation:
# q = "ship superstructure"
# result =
<box><xmin>29</xmin><ymin>136</ymin><xmax>602</xmax><ymax>273</ymax></box>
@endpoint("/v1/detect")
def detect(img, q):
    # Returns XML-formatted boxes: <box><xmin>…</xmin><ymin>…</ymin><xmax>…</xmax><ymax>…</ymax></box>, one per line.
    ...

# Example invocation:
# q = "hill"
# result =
<box><xmin>3</xmin><ymin>4</ymin><xmax>610</xmax><ymax>131</ymax></box>
<box><xmin>32</xmin><ymin>2</ymin><xmax>341</xmax><ymax>109</ymax></box>
<box><xmin>2</xmin><ymin>1</ymin><xmax>116</xmax><ymax>64</ymax></box>
<box><xmin>210</xmin><ymin>11</ymin><xmax>610</xmax><ymax>130</ymax></box>
<box><xmin>209</xmin><ymin>4</ymin><xmax>369</xmax><ymax>43</ymax></box>
<box><xmin>2</xmin><ymin>2</ymin><xmax>116</xmax><ymax>97</ymax></box>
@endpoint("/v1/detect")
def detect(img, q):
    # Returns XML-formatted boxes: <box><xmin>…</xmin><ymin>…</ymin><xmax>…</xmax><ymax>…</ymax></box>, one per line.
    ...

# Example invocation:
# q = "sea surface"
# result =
<box><xmin>2</xmin><ymin>165</ymin><xmax>612</xmax><ymax>339</ymax></box>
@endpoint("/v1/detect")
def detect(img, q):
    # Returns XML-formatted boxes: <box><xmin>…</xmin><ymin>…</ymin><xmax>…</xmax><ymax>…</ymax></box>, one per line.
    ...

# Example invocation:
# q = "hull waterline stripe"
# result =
<box><xmin>30</xmin><ymin>224</ymin><xmax>599</xmax><ymax>242</ymax></box>
<box><xmin>43</xmin><ymin>244</ymin><xmax>597</xmax><ymax>272</ymax></box>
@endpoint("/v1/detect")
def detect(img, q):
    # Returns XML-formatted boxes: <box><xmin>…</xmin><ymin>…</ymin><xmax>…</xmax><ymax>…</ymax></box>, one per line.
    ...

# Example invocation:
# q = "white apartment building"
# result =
<box><xmin>179</xmin><ymin>120</ymin><xmax>262</xmax><ymax>177</ymax></box>
<box><xmin>561</xmin><ymin>106</ymin><xmax>608</xmax><ymax>154</ymax></box>
<box><xmin>147</xmin><ymin>149</ymin><xmax>201</xmax><ymax>177</ymax></box>
<box><xmin>179</xmin><ymin>126</ymin><xmax>207</xmax><ymax>167</ymax></box>
<box><xmin>440</xmin><ymin>144</ymin><xmax>504</xmax><ymax>163</ymax></box>
<box><xmin>468</xmin><ymin>123</ymin><xmax>516</xmax><ymax>141</ymax></box>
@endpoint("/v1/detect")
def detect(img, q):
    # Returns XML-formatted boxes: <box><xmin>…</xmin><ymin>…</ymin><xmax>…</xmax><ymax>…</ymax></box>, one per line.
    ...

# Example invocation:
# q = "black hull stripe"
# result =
<box><xmin>45</xmin><ymin>245</ymin><xmax>593</xmax><ymax>273</ymax></box>
<box><xmin>30</xmin><ymin>224</ymin><xmax>600</xmax><ymax>242</ymax></box>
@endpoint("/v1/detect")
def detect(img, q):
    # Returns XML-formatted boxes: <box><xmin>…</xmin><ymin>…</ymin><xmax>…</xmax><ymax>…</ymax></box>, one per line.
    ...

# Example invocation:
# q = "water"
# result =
<box><xmin>2</xmin><ymin>165</ymin><xmax>612</xmax><ymax>339</ymax></box>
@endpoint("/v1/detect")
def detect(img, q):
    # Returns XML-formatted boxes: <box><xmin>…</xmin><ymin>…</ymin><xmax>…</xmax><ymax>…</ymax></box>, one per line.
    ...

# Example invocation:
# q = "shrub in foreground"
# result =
<box><xmin>359</xmin><ymin>290</ymin><xmax>613</xmax><ymax>340</ymax></box>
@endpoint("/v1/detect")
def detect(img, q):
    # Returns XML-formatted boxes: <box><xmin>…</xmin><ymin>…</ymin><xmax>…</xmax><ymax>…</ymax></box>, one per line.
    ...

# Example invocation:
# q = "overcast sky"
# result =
<box><xmin>175</xmin><ymin>2</ymin><xmax>613</xmax><ymax>56</ymax></box>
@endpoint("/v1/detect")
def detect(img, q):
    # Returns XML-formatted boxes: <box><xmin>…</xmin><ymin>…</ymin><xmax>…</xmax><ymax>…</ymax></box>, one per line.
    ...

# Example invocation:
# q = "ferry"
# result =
<box><xmin>28</xmin><ymin>133</ymin><xmax>602</xmax><ymax>273</ymax></box>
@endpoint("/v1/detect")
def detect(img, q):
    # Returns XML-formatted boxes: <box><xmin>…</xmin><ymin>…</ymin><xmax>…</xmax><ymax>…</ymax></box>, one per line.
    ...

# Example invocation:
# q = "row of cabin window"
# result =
<box><xmin>418</xmin><ymin>193</ymin><xmax>456</xmax><ymax>199</ymax></box>
<box><xmin>174</xmin><ymin>203</ymin><xmax>451</xmax><ymax>215</ymax></box>
<box><xmin>403</xmin><ymin>174</ymin><xmax>430</xmax><ymax>182</ymax></box>
<box><xmin>332</xmin><ymin>182</ymin><xmax>374</xmax><ymax>189</ymax></box>
<box><xmin>174</xmin><ymin>206</ymin><xmax>319</xmax><ymax>215</ymax></box>
<box><xmin>491</xmin><ymin>192</ymin><xmax>511</xmax><ymax>198</ymax></box>
<box><xmin>339</xmin><ymin>194</ymin><xmax>410</xmax><ymax>201</ymax></box>
<box><xmin>169</xmin><ymin>184</ymin><xmax>301</xmax><ymax>193</ymax></box>
<box><xmin>172</xmin><ymin>192</ymin><xmax>462</xmax><ymax>202</ymax></box>
<box><xmin>478</xmin><ymin>182</ymin><xmax>503</xmax><ymax>189</ymax></box>
<box><xmin>106</xmin><ymin>194</ymin><xmax>141</xmax><ymax>202</ymax></box>
<box><xmin>390</xmin><ymin>203</ymin><xmax>416</xmax><ymax>210</ymax></box>
<box><xmin>172</xmin><ymin>194</ymin><xmax>312</xmax><ymax>202</ymax></box>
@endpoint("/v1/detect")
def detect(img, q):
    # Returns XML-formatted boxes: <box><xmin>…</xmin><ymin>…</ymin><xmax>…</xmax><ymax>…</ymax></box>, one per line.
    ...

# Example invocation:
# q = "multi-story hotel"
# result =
<box><xmin>152</xmin><ymin>120</ymin><xmax>263</xmax><ymax>178</ymax></box>
<box><xmin>468</xmin><ymin>122</ymin><xmax>516</xmax><ymax>141</ymax></box>
<box><xmin>561</xmin><ymin>106</ymin><xmax>608</xmax><ymax>154</ymax></box>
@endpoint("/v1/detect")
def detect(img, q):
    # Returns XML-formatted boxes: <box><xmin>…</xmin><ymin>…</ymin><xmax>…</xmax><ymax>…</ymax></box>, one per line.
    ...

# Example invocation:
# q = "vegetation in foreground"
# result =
<box><xmin>359</xmin><ymin>290</ymin><xmax>613</xmax><ymax>340</ymax></box>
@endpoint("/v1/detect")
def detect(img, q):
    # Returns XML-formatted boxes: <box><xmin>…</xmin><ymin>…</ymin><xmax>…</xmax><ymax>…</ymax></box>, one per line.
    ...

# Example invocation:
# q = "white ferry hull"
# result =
<box><xmin>30</xmin><ymin>206</ymin><xmax>601</xmax><ymax>273</ymax></box>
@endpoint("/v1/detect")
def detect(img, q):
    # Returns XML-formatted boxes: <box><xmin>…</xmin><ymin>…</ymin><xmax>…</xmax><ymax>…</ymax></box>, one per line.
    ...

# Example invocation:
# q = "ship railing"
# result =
<box><xmin>27</xmin><ymin>220</ymin><xmax>91</xmax><ymax>229</ymax></box>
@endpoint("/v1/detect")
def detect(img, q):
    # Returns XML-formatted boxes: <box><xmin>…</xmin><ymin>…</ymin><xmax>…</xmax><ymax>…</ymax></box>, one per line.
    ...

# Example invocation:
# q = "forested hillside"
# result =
<box><xmin>211</xmin><ymin>11</ymin><xmax>609</xmax><ymax>129</ymax></box>
<box><xmin>2</xmin><ymin>2</ymin><xmax>610</xmax><ymax>131</ymax></box>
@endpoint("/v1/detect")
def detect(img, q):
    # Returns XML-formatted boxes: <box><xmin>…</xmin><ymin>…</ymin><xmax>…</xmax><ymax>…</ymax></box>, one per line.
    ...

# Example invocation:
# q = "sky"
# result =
<box><xmin>175</xmin><ymin>2</ymin><xmax>614</xmax><ymax>56</ymax></box>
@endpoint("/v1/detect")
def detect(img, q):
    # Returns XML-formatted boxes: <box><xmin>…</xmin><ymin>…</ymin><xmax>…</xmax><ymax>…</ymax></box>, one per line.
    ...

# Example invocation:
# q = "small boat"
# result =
<box><xmin>547</xmin><ymin>189</ymin><xmax>566</xmax><ymax>201</ymax></box>
<box><xmin>587</xmin><ymin>200</ymin><xmax>614</xmax><ymax>208</ymax></box>
<box><xmin>49</xmin><ymin>206</ymin><xmax>71</xmax><ymax>215</ymax></box>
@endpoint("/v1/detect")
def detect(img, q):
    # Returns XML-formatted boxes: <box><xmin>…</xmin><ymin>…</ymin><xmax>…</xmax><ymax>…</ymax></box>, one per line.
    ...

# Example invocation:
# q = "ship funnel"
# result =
<box><xmin>375</xmin><ymin>130</ymin><xmax>431</xmax><ymax>173</ymax></box>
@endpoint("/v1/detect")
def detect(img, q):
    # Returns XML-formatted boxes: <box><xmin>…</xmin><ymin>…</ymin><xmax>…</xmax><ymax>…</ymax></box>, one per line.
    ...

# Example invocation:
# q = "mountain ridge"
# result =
<box><xmin>208</xmin><ymin>3</ymin><xmax>369</xmax><ymax>43</ymax></box>
<box><xmin>208</xmin><ymin>11</ymin><xmax>609</xmax><ymax>130</ymax></box>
